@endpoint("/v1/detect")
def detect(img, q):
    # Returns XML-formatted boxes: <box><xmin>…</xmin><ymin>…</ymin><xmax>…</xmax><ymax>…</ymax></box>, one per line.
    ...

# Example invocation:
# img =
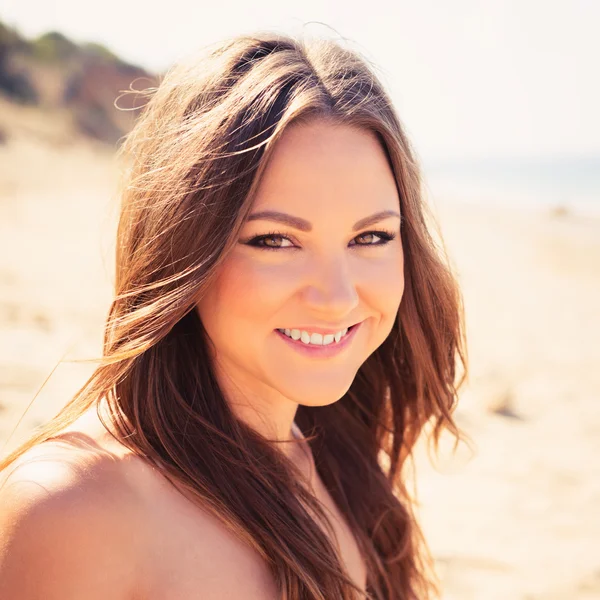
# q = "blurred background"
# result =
<box><xmin>0</xmin><ymin>1</ymin><xmax>598</xmax><ymax>598</ymax></box>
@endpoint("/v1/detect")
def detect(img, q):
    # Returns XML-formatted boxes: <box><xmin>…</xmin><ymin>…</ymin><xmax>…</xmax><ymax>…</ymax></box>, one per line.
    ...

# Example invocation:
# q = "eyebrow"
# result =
<box><xmin>246</xmin><ymin>209</ymin><xmax>401</xmax><ymax>232</ymax></box>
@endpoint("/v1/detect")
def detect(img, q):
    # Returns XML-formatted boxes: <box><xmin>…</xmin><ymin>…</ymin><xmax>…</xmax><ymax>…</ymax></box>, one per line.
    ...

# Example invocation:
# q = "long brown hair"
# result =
<box><xmin>1</xmin><ymin>31</ymin><xmax>468</xmax><ymax>599</ymax></box>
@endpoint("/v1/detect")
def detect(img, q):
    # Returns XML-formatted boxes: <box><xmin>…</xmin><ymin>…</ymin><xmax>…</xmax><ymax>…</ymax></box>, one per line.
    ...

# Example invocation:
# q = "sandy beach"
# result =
<box><xmin>1</xmin><ymin>101</ymin><xmax>599</xmax><ymax>599</ymax></box>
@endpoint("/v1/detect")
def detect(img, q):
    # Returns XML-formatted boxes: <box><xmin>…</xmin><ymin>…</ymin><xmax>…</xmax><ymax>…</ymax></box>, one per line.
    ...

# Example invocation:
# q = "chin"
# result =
<box><xmin>278</xmin><ymin>376</ymin><xmax>356</xmax><ymax>408</ymax></box>
<box><xmin>299</xmin><ymin>394</ymin><xmax>345</xmax><ymax>408</ymax></box>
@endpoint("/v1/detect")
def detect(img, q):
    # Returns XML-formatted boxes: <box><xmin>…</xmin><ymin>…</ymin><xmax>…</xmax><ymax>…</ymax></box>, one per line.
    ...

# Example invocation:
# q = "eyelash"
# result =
<box><xmin>244</xmin><ymin>229</ymin><xmax>398</xmax><ymax>251</ymax></box>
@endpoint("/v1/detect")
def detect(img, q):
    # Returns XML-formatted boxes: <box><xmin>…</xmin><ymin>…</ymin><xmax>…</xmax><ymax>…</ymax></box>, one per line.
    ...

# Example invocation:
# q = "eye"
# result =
<box><xmin>350</xmin><ymin>230</ymin><xmax>397</xmax><ymax>246</ymax></box>
<box><xmin>244</xmin><ymin>231</ymin><xmax>295</xmax><ymax>251</ymax></box>
<box><xmin>243</xmin><ymin>229</ymin><xmax>398</xmax><ymax>251</ymax></box>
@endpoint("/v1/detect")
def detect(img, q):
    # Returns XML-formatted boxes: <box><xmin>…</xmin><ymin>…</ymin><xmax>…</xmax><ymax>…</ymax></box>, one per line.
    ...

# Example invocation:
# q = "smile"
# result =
<box><xmin>276</xmin><ymin>327</ymin><xmax>350</xmax><ymax>345</ymax></box>
<box><xmin>274</xmin><ymin>322</ymin><xmax>362</xmax><ymax>358</ymax></box>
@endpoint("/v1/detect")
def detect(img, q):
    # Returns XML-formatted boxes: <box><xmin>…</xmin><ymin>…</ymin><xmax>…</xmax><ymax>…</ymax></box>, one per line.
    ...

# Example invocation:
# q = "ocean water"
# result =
<box><xmin>421</xmin><ymin>155</ymin><xmax>600</xmax><ymax>217</ymax></box>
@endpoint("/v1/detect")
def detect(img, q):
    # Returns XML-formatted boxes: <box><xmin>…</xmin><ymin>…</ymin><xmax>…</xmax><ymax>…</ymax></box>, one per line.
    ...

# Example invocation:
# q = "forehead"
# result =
<box><xmin>251</xmin><ymin>120</ymin><xmax>400</xmax><ymax>218</ymax></box>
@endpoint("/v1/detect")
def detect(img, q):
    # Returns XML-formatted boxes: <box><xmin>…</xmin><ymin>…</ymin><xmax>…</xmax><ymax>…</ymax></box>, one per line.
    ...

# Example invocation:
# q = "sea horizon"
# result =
<box><xmin>421</xmin><ymin>154</ymin><xmax>600</xmax><ymax>217</ymax></box>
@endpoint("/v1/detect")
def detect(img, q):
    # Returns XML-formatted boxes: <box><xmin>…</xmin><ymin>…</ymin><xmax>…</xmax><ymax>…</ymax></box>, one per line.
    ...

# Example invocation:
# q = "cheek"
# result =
<box><xmin>359</xmin><ymin>248</ymin><xmax>405</xmax><ymax>317</ymax></box>
<box><xmin>196</xmin><ymin>252</ymin><xmax>292</xmax><ymax>339</ymax></box>
<box><xmin>354</xmin><ymin>249</ymin><xmax>404</xmax><ymax>351</ymax></box>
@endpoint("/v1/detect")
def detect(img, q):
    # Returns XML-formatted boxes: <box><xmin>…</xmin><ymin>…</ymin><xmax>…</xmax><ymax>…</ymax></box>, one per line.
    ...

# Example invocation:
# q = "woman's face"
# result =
<box><xmin>196</xmin><ymin>119</ymin><xmax>404</xmax><ymax>428</ymax></box>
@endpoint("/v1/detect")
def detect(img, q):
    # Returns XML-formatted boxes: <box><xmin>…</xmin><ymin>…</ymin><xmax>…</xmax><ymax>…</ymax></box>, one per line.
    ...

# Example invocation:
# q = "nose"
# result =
<box><xmin>301</xmin><ymin>253</ymin><xmax>359</xmax><ymax>317</ymax></box>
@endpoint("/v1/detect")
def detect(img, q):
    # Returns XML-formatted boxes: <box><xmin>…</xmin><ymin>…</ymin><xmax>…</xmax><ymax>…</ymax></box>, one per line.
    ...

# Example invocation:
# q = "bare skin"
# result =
<box><xmin>0</xmin><ymin>401</ymin><xmax>367</xmax><ymax>599</ymax></box>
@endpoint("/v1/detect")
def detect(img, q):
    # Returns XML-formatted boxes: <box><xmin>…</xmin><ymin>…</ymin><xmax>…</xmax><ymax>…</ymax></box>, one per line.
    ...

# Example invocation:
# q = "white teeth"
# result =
<box><xmin>310</xmin><ymin>333</ymin><xmax>323</xmax><ymax>345</ymax></box>
<box><xmin>278</xmin><ymin>326</ymin><xmax>351</xmax><ymax>345</ymax></box>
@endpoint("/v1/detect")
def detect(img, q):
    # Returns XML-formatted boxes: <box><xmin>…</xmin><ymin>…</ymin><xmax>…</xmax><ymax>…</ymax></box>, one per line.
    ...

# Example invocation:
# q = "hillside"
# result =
<box><xmin>0</xmin><ymin>19</ymin><xmax>159</xmax><ymax>145</ymax></box>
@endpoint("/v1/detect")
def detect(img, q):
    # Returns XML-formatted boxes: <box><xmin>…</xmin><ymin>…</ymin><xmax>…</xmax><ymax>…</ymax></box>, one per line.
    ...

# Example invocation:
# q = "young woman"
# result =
<box><xmin>0</xmin><ymin>32</ymin><xmax>467</xmax><ymax>599</ymax></box>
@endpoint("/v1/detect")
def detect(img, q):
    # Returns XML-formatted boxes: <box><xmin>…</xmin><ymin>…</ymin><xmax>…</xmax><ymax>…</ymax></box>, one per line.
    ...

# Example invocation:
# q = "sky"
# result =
<box><xmin>2</xmin><ymin>0</ymin><xmax>599</xmax><ymax>162</ymax></box>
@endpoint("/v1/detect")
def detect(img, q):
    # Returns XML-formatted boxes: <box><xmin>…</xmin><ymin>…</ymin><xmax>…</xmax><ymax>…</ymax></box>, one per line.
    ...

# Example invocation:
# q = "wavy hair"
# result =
<box><xmin>0</xmin><ymin>31</ymin><xmax>468</xmax><ymax>599</ymax></box>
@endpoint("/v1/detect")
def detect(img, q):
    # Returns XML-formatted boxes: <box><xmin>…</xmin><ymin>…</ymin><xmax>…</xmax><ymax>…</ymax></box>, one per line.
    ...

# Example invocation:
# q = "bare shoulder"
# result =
<box><xmin>0</xmin><ymin>441</ymin><xmax>146</xmax><ymax>600</ymax></box>
<box><xmin>0</xmin><ymin>401</ymin><xmax>281</xmax><ymax>600</ymax></box>
<box><xmin>133</xmin><ymin>453</ymin><xmax>281</xmax><ymax>599</ymax></box>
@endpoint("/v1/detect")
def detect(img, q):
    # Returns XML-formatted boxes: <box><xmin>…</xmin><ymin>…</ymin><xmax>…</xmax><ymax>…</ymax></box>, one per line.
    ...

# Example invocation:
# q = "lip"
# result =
<box><xmin>274</xmin><ymin>321</ymin><xmax>363</xmax><ymax>358</ymax></box>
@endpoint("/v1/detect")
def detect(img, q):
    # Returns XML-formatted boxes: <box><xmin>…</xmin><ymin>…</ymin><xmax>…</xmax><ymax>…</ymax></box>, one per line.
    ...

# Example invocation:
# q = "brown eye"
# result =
<box><xmin>245</xmin><ymin>232</ymin><xmax>295</xmax><ymax>251</ymax></box>
<box><xmin>352</xmin><ymin>230</ymin><xmax>397</xmax><ymax>246</ymax></box>
<box><xmin>356</xmin><ymin>232</ymin><xmax>376</xmax><ymax>244</ymax></box>
<box><xmin>262</xmin><ymin>236</ymin><xmax>282</xmax><ymax>248</ymax></box>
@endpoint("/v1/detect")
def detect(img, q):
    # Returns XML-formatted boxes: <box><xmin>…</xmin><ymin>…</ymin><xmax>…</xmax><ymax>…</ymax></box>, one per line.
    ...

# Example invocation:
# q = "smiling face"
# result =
<box><xmin>195</xmin><ymin>118</ymin><xmax>404</xmax><ymax>434</ymax></box>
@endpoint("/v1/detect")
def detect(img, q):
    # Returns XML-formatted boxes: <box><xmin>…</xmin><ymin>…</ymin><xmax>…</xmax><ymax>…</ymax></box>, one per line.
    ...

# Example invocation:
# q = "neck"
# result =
<box><xmin>212</xmin><ymin>360</ymin><xmax>302</xmax><ymax>450</ymax></box>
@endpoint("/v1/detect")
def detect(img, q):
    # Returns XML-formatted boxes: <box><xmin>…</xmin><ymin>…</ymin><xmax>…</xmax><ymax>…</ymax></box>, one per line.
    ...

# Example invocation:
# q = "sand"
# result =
<box><xmin>1</xmin><ymin>103</ymin><xmax>599</xmax><ymax>598</ymax></box>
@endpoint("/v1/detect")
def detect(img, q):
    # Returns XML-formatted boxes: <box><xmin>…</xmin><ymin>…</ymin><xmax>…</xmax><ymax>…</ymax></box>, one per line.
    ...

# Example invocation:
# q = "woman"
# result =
<box><xmin>0</xmin><ymin>31</ymin><xmax>467</xmax><ymax>599</ymax></box>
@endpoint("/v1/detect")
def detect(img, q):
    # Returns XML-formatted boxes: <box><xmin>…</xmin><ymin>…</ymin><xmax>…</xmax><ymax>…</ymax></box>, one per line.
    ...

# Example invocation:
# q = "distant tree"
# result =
<box><xmin>31</xmin><ymin>31</ymin><xmax>79</xmax><ymax>62</ymax></box>
<box><xmin>0</xmin><ymin>21</ymin><xmax>37</xmax><ymax>103</ymax></box>
<box><xmin>81</xmin><ymin>42</ymin><xmax>121</xmax><ymax>64</ymax></box>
